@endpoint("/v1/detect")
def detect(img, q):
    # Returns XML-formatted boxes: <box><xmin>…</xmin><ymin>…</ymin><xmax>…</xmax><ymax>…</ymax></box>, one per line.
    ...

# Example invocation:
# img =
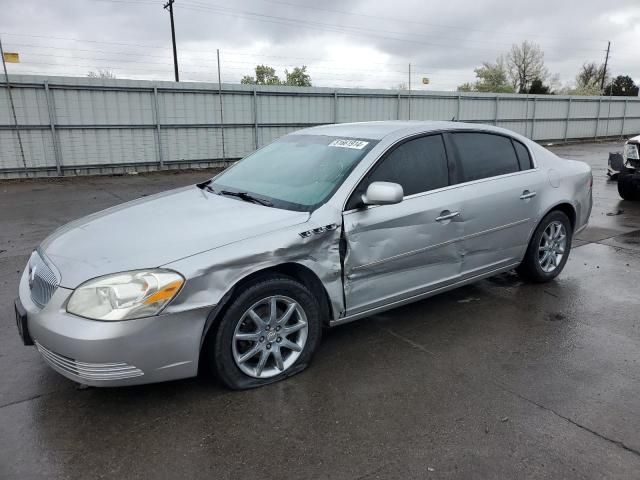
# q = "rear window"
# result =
<box><xmin>452</xmin><ymin>132</ymin><xmax>520</xmax><ymax>182</ymax></box>
<box><xmin>513</xmin><ymin>140</ymin><xmax>533</xmax><ymax>170</ymax></box>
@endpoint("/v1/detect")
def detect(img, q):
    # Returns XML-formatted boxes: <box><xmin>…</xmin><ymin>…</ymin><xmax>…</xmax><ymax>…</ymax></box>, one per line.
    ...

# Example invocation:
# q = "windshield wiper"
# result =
<box><xmin>219</xmin><ymin>190</ymin><xmax>273</xmax><ymax>207</ymax></box>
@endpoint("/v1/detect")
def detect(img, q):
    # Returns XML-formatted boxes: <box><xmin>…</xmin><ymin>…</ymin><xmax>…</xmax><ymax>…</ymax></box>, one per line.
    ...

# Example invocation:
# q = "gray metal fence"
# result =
<box><xmin>1</xmin><ymin>74</ymin><xmax>639</xmax><ymax>178</ymax></box>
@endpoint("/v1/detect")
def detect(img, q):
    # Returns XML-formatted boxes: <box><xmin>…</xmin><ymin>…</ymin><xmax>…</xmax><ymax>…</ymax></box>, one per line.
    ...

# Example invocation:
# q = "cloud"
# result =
<box><xmin>1</xmin><ymin>0</ymin><xmax>638</xmax><ymax>90</ymax></box>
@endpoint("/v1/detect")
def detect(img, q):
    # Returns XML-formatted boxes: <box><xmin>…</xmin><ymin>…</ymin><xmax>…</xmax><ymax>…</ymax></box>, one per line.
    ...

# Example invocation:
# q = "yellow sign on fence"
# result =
<box><xmin>3</xmin><ymin>52</ymin><xmax>20</xmax><ymax>63</ymax></box>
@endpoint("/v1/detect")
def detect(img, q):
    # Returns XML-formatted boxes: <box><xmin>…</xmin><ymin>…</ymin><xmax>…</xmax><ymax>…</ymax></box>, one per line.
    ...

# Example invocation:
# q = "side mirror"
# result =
<box><xmin>361</xmin><ymin>181</ymin><xmax>404</xmax><ymax>206</ymax></box>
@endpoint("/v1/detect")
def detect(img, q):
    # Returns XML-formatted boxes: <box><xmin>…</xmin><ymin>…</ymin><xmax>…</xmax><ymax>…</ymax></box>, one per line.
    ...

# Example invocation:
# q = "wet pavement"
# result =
<box><xmin>1</xmin><ymin>141</ymin><xmax>640</xmax><ymax>479</ymax></box>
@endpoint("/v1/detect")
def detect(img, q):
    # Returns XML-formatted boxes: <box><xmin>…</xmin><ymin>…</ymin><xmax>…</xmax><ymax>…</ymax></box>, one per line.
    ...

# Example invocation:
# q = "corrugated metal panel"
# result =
<box><xmin>623</xmin><ymin>118</ymin><xmax>640</xmax><ymax>136</ymax></box>
<box><xmin>161</xmin><ymin>127</ymin><xmax>222</xmax><ymax>162</ymax></box>
<box><xmin>159</xmin><ymin>91</ymin><xmax>221</xmax><ymax>125</ymax></box>
<box><xmin>0</xmin><ymin>130</ymin><xmax>55</xmax><ymax>169</ymax></box>
<box><xmin>570</xmin><ymin>100</ymin><xmax>600</xmax><ymax>119</ymax></box>
<box><xmin>0</xmin><ymin>86</ymin><xmax>49</xmax><ymax>125</ymax></box>
<box><xmin>259</xmin><ymin>94</ymin><xmax>333</xmax><ymax>124</ymax></box>
<box><xmin>410</xmin><ymin>96</ymin><xmax>457</xmax><ymax>121</ymax></box>
<box><xmin>58</xmin><ymin>128</ymin><xmax>157</xmax><ymax>166</ymax></box>
<box><xmin>460</xmin><ymin>98</ymin><xmax>496</xmax><ymax>121</ymax></box>
<box><xmin>339</xmin><ymin>96</ymin><xmax>396</xmax><ymax>122</ymax></box>
<box><xmin>1</xmin><ymin>75</ymin><xmax>640</xmax><ymax>178</ymax></box>
<box><xmin>567</xmin><ymin>119</ymin><xmax>598</xmax><ymax>139</ymax></box>
<box><xmin>54</xmin><ymin>89</ymin><xmax>153</xmax><ymax>125</ymax></box>
<box><xmin>535</xmin><ymin>99</ymin><xmax>569</xmax><ymax>119</ymax></box>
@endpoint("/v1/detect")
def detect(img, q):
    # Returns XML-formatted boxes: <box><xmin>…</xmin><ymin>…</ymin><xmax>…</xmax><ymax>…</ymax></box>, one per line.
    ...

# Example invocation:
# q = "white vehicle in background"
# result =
<box><xmin>618</xmin><ymin>135</ymin><xmax>640</xmax><ymax>200</ymax></box>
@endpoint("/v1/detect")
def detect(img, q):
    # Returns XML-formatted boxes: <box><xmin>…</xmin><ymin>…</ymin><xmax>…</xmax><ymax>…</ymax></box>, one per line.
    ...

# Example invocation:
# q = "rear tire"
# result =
<box><xmin>618</xmin><ymin>168</ymin><xmax>640</xmax><ymax>201</ymax></box>
<box><xmin>517</xmin><ymin>210</ymin><xmax>573</xmax><ymax>283</ymax></box>
<box><xmin>208</xmin><ymin>275</ymin><xmax>322</xmax><ymax>390</ymax></box>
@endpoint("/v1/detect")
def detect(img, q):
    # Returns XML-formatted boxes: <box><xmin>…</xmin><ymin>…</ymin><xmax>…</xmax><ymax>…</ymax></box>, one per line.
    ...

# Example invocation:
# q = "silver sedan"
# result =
<box><xmin>15</xmin><ymin>121</ymin><xmax>592</xmax><ymax>389</ymax></box>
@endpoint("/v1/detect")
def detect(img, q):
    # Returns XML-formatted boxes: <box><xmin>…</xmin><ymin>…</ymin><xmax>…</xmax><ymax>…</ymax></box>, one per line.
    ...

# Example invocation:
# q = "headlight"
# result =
<box><xmin>624</xmin><ymin>143</ymin><xmax>639</xmax><ymax>162</ymax></box>
<box><xmin>67</xmin><ymin>270</ymin><xmax>184</xmax><ymax>321</ymax></box>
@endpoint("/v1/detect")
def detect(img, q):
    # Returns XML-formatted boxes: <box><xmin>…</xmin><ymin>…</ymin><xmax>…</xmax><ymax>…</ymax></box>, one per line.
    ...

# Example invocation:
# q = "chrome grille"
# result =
<box><xmin>35</xmin><ymin>342</ymin><xmax>144</xmax><ymax>381</ymax></box>
<box><xmin>29</xmin><ymin>251</ymin><xmax>60</xmax><ymax>307</ymax></box>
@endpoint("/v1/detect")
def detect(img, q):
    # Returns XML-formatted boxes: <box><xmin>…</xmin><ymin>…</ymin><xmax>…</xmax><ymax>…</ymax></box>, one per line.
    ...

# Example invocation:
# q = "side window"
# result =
<box><xmin>452</xmin><ymin>132</ymin><xmax>520</xmax><ymax>182</ymax></box>
<box><xmin>513</xmin><ymin>140</ymin><xmax>533</xmax><ymax>170</ymax></box>
<box><xmin>346</xmin><ymin>134</ymin><xmax>449</xmax><ymax>209</ymax></box>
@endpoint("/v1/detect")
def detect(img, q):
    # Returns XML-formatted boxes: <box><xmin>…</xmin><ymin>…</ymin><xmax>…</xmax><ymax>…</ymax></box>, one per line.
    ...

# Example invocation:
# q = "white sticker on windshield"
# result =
<box><xmin>328</xmin><ymin>139</ymin><xmax>369</xmax><ymax>150</ymax></box>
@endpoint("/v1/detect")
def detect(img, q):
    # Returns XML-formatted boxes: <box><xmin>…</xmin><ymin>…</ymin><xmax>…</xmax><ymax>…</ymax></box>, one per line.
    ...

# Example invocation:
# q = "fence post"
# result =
<box><xmin>253</xmin><ymin>88</ymin><xmax>259</xmax><ymax>149</ymax></box>
<box><xmin>397</xmin><ymin>92</ymin><xmax>401</xmax><ymax>120</ymax></box>
<box><xmin>152</xmin><ymin>87</ymin><xmax>163</xmax><ymax>168</ymax></box>
<box><xmin>456</xmin><ymin>94</ymin><xmax>461</xmax><ymax>121</ymax></box>
<box><xmin>564</xmin><ymin>97</ymin><xmax>572</xmax><ymax>143</ymax></box>
<box><xmin>43</xmin><ymin>81</ymin><xmax>62</xmax><ymax>175</ymax></box>
<box><xmin>494</xmin><ymin>96</ymin><xmax>499</xmax><ymax>126</ymax></box>
<box><xmin>621</xmin><ymin>98</ymin><xmax>628</xmax><ymax>137</ymax></box>
<box><xmin>595</xmin><ymin>97</ymin><xmax>602</xmax><ymax>140</ymax></box>
<box><xmin>334</xmin><ymin>90</ymin><xmax>338</xmax><ymax>124</ymax></box>
<box><xmin>531</xmin><ymin>97</ymin><xmax>537</xmax><ymax>140</ymax></box>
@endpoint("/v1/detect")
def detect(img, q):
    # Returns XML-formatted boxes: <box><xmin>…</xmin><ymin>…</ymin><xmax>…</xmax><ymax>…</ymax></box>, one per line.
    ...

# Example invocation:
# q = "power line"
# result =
<box><xmin>251</xmin><ymin>0</ymin><xmax>608</xmax><ymax>44</ymax></box>
<box><xmin>174</xmin><ymin>2</ymin><xmax>608</xmax><ymax>56</ymax></box>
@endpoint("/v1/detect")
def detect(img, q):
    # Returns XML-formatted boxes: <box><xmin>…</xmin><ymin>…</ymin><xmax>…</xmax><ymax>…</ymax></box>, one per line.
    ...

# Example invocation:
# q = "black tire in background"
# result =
<box><xmin>207</xmin><ymin>274</ymin><xmax>322</xmax><ymax>390</ymax></box>
<box><xmin>517</xmin><ymin>210</ymin><xmax>573</xmax><ymax>283</ymax></box>
<box><xmin>618</xmin><ymin>168</ymin><xmax>640</xmax><ymax>201</ymax></box>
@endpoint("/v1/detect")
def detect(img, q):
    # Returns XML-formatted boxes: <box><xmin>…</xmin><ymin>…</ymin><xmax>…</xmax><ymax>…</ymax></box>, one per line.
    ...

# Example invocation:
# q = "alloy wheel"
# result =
<box><xmin>232</xmin><ymin>295</ymin><xmax>308</xmax><ymax>378</ymax></box>
<box><xmin>538</xmin><ymin>221</ymin><xmax>567</xmax><ymax>273</ymax></box>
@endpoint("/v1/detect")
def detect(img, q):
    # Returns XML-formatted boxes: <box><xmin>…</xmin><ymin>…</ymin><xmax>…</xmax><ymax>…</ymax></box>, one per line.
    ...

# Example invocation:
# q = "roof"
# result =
<box><xmin>293</xmin><ymin>120</ymin><xmax>518</xmax><ymax>141</ymax></box>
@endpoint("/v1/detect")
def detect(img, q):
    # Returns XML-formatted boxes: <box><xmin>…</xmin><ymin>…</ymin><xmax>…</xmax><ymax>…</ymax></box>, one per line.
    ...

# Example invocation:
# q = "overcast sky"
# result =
<box><xmin>1</xmin><ymin>0</ymin><xmax>639</xmax><ymax>91</ymax></box>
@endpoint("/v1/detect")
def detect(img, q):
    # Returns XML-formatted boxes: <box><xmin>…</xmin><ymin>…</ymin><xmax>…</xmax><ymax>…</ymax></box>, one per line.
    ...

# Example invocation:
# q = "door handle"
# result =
<box><xmin>520</xmin><ymin>190</ymin><xmax>537</xmax><ymax>200</ymax></box>
<box><xmin>436</xmin><ymin>210</ymin><xmax>460</xmax><ymax>222</ymax></box>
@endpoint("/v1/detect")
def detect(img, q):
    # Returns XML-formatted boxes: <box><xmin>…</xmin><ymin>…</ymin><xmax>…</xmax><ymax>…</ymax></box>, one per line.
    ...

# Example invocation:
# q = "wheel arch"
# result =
<box><xmin>547</xmin><ymin>202</ymin><xmax>576</xmax><ymax>231</ymax></box>
<box><xmin>522</xmin><ymin>201</ymin><xmax>577</xmax><ymax>261</ymax></box>
<box><xmin>198</xmin><ymin>262</ymin><xmax>333</xmax><ymax>356</ymax></box>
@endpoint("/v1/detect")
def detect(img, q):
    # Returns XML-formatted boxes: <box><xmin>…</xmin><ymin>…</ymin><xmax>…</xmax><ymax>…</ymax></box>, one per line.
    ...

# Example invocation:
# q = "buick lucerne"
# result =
<box><xmin>16</xmin><ymin>121</ymin><xmax>592</xmax><ymax>389</ymax></box>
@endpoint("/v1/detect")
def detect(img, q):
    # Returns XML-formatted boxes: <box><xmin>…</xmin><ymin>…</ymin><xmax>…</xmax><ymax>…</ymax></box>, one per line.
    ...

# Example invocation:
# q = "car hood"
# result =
<box><xmin>41</xmin><ymin>186</ymin><xmax>309</xmax><ymax>287</ymax></box>
<box><xmin>627</xmin><ymin>134</ymin><xmax>640</xmax><ymax>145</ymax></box>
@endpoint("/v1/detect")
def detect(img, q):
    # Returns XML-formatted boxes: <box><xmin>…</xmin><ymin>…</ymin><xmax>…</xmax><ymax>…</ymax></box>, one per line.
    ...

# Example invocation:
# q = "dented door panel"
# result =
<box><xmin>342</xmin><ymin>188</ymin><xmax>464</xmax><ymax>315</ymax></box>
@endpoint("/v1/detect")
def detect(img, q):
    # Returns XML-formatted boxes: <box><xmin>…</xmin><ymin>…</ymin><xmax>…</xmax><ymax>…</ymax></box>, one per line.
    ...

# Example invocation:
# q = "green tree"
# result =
<box><xmin>457</xmin><ymin>59</ymin><xmax>514</xmax><ymax>93</ymax></box>
<box><xmin>240</xmin><ymin>65</ymin><xmax>281</xmax><ymax>85</ymax></box>
<box><xmin>240</xmin><ymin>64</ymin><xmax>312</xmax><ymax>86</ymax></box>
<box><xmin>527</xmin><ymin>78</ymin><xmax>551</xmax><ymax>94</ymax></box>
<box><xmin>473</xmin><ymin>59</ymin><xmax>515</xmax><ymax>93</ymax></box>
<box><xmin>604</xmin><ymin>75</ymin><xmax>639</xmax><ymax>96</ymax></box>
<box><xmin>284</xmin><ymin>66</ymin><xmax>312</xmax><ymax>86</ymax></box>
<box><xmin>456</xmin><ymin>82</ymin><xmax>474</xmax><ymax>92</ymax></box>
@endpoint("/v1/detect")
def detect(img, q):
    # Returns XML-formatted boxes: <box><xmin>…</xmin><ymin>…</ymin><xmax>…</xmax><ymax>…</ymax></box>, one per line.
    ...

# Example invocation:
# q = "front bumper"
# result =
<box><xmin>18</xmin><ymin>268</ymin><xmax>210</xmax><ymax>387</ymax></box>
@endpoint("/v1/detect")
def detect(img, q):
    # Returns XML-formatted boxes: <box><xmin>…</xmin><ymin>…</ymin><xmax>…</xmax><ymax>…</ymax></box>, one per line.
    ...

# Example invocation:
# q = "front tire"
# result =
<box><xmin>208</xmin><ymin>275</ymin><xmax>322</xmax><ymax>390</ymax></box>
<box><xmin>517</xmin><ymin>210</ymin><xmax>572</xmax><ymax>283</ymax></box>
<box><xmin>618</xmin><ymin>168</ymin><xmax>640</xmax><ymax>201</ymax></box>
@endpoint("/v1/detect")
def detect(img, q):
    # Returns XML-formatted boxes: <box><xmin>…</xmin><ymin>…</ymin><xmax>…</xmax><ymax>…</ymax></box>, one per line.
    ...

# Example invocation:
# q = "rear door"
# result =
<box><xmin>448</xmin><ymin>132</ymin><xmax>545</xmax><ymax>278</ymax></box>
<box><xmin>342</xmin><ymin>134</ymin><xmax>464</xmax><ymax>314</ymax></box>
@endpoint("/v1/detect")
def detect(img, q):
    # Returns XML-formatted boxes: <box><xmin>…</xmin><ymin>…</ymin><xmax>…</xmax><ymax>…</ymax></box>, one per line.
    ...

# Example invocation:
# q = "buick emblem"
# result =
<box><xmin>28</xmin><ymin>265</ymin><xmax>37</xmax><ymax>289</ymax></box>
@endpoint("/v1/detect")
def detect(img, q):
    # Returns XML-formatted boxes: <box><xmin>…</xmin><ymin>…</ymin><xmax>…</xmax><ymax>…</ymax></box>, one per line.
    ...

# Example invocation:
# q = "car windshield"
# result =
<box><xmin>209</xmin><ymin>134</ymin><xmax>378</xmax><ymax>211</ymax></box>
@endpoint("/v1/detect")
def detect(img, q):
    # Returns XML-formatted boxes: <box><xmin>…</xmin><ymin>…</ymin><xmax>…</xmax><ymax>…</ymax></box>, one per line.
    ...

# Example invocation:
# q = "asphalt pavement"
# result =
<box><xmin>1</xmin><ymin>141</ymin><xmax>639</xmax><ymax>479</ymax></box>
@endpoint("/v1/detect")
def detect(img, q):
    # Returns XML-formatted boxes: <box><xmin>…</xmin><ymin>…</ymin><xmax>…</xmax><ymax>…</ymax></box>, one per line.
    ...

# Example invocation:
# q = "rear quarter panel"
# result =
<box><xmin>531</xmin><ymin>143</ymin><xmax>592</xmax><ymax>235</ymax></box>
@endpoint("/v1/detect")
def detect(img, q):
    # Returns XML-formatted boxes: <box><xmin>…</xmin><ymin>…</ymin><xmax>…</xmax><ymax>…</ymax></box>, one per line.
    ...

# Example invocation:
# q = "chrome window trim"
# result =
<box><xmin>343</xmin><ymin>168</ymin><xmax>540</xmax><ymax>216</ymax></box>
<box><xmin>340</xmin><ymin>128</ymin><xmax>539</xmax><ymax>213</ymax></box>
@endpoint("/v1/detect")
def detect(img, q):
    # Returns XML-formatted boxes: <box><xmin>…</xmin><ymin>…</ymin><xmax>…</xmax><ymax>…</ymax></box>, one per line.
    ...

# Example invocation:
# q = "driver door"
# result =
<box><xmin>342</xmin><ymin>134</ymin><xmax>464</xmax><ymax>315</ymax></box>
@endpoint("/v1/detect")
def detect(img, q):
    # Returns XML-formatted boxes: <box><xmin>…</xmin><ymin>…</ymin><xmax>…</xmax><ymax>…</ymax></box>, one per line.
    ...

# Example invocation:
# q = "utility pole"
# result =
<box><xmin>164</xmin><ymin>0</ymin><xmax>179</xmax><ymax>82</ymax></box>
<box><xmin>600</xmin><ymin>41</ymin><xmax>610</xmax><ymax>93</ymax></box>
<box><xmin>217</xmin><ymin>49</ymin><xmax>226</xmax><ymax>161</ymax></box>
<box><xmin>0</xmin><ymin>35</ymin><xmax>27</xmax><ymax>172</ymax></box>
<box><xmin>408</xmin><ymin>62</ymin><xmax>411</xmax><ymax>120</ymax></box>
